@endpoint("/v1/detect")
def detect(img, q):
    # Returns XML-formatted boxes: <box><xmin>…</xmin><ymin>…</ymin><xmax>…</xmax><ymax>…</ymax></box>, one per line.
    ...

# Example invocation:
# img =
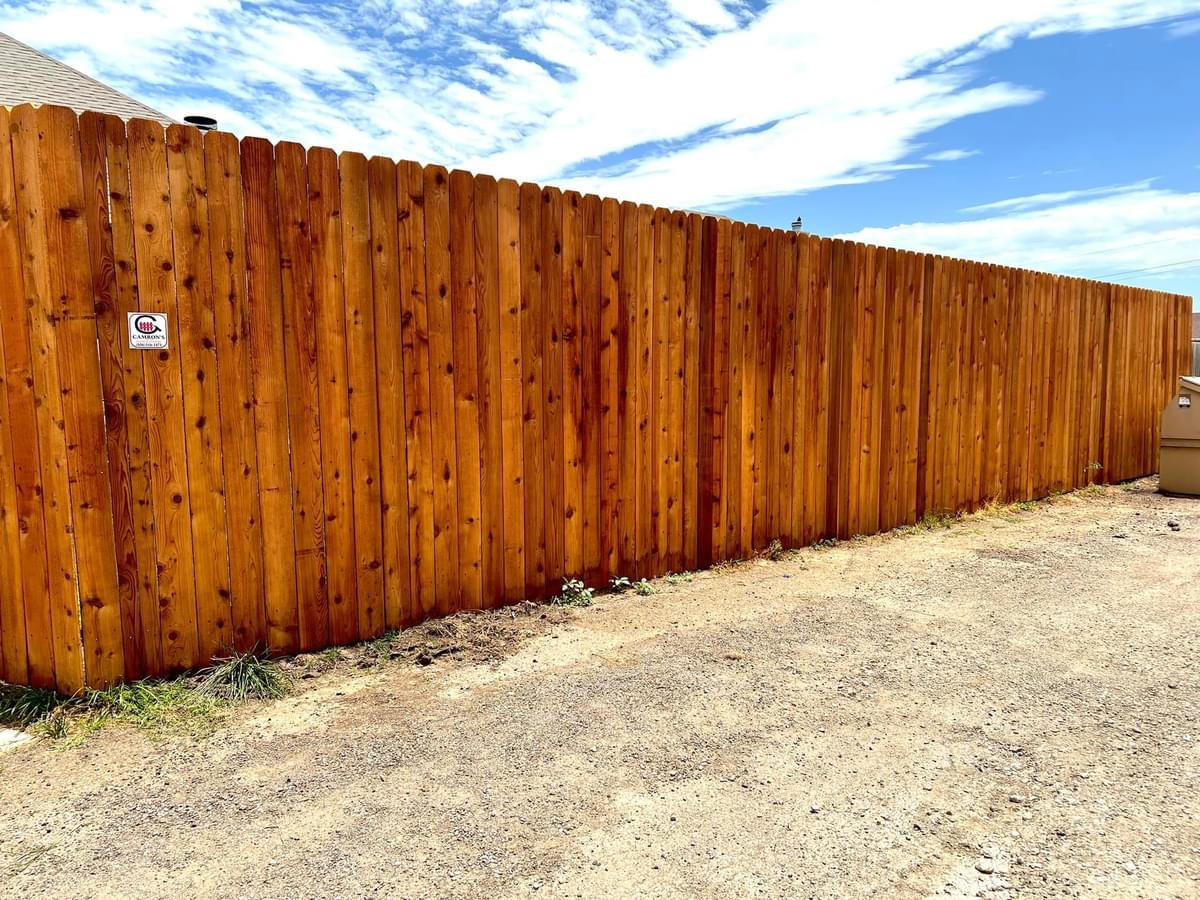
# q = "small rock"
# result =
<box><xmin>810</xmin><ymin>804</ymin><xmax>821</xmax><ymax>814</ymax></box>
<box><xmin>976</xmin><ymin>859</ymin><xmax>996</xmax><ymax>874</ymax></box>
<box><xmin>1113</xmin><ymin>533</ymin><xmax>1128</xmax><ymax>539</ymax></box>
<box><xmin>1122</xmin><ymin>862</ymin><xmax>1136</xmax><ymax>875</ymax></box>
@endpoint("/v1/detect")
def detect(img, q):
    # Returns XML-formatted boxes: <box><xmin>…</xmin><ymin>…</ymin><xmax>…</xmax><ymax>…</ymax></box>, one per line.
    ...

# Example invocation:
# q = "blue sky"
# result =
<box><xmin>2</xmin><ymin>0</ymin><xmax>1197</xmax><ymax>307</ymax></box>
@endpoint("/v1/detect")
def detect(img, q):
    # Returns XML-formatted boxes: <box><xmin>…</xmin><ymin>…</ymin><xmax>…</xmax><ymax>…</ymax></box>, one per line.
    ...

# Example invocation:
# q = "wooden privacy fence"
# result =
<box><xmin>0</xmin><ymin>103</ymin><xmax>1192</xmax><ymax>691</ymax></box>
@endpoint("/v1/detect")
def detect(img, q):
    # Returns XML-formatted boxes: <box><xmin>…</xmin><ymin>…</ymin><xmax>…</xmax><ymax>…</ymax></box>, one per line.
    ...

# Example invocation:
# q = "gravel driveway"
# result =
<box><xmin>2</xmin><ymin>479</ymin><xmax>1198</xmax><ymax>899</ymax></box>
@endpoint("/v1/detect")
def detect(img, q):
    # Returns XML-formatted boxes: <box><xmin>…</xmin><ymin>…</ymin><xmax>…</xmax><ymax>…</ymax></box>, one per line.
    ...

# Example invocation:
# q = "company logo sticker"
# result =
<box><xmin>127</xmin><ymin>312</ymin><xmax>169</xmax><ymax>350</ymax></box>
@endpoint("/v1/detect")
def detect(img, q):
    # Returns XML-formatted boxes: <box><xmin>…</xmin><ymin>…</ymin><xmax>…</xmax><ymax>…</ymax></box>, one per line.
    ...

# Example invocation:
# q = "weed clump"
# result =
<box><xmin>195</xmin><ymin>649</ymin><xmax>289</xmax><ymax>701</ymax></box>
<box><xmin>551</xmin><ymin>578</ymin><xmax>596</xmax><ymax>607</ymax></box>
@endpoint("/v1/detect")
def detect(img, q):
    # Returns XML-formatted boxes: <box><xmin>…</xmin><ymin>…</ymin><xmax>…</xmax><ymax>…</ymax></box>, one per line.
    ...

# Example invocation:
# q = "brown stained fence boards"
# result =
<box><xmin>0</xmin><ymin>104</ymin><xmax>1191</xmax><ymax>689</ymax></box>
<box><xmin>240</xmin><ymin>136</ymin><xmax>300</xmax><ymax>655</ymax></box>
<box><xmin>309</xmin><ymin>147</ymin><xmax>356</xmax><ymax>646</ymax></box>
<box><xmin>397</xmin><ymin>160</ymin><xmax>436</xmax><ymax>623</ymax></box>
<box><xmin>165</xmin><ymin>123</ymin><xmax>233</xmax><ymax>667</ymax></box>
<box><xmin>497</xmin><ymin>179</ymin><xmax>526</xmax><ymax>602</ymax></box>
<box><xmin>204</xmin><ymin>129</ymin><xmax>266</xmax><ymax>654</ymax></box>
<box><xmin>276</xmin><ymin>143</ymin><xmax>331</xmax><ymax>651</ymax></box>
<box><xmin>473</xmin><ymin>174</ymin><xmax>504</xmax><ymax>609</ymax></box>
<box><xmin>341</xmin><ymin>152</ymin><xmax>385</xmax><ymax>639</ymax></box>
<box><xmin>366</xmin><ymin>155</ymin><xmax>410</xmax><ymax>631</ymax></box>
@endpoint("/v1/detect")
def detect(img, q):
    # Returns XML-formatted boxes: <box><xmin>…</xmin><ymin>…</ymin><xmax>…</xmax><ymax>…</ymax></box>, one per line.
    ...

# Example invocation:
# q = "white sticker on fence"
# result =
<box><xmin>127</xmin><ymin>312</ymin><xmax>168</xmax><ymax>350</ymax></box>
<box><xmin>1181</xmin><ymin>395</ymin><xmax>1192</xmax><ymax>409</ymax></box>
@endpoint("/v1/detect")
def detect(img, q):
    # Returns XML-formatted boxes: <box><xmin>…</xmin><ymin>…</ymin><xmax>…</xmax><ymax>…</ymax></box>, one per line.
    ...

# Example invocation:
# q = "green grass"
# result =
<box><xmin>194</xmin><ymin>649</ymin><xmax>289</xmax><ymax>702</ymax></box>
<box><xmin>0</xmin><ymin>649</ymin><xmax>288</xmax><ymax>746</ymax></box>
<box><xmin>0</xmin><ymin>684</ymin><xmax>63</xmax><ymax>728</ymax></box>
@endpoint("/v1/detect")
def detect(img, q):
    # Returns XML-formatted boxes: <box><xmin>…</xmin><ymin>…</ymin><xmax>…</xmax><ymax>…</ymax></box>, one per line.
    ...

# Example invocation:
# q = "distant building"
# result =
<box><xmin>0</xmin><ymin>30</ymin><xmax>171</xmax><ymax>123</ymax></box>
<box><xmin>1192</xmin><ymin>312</ymin><xmax>1199</xmax><ymax>376</ymax></box>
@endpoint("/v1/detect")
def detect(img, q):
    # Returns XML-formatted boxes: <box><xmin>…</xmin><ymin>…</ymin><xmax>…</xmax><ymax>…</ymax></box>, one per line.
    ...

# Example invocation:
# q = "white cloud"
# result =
<box><xmin>837</xmin><ymin>185</ymin><xmax>1200</xmax><ymax>294</ymax></box>
<box><xmin>2</xmin><ymin>0</ymin><xmax>1199</xmax><ymax>212</ymax></box>
<box><xmin>924</xmin><ymin>148</ymin><xmax>980</xmax><ymax>162</ymax></box>
<box><xmin>961</xmin><ymin>179</ymin><xmax>1156</xmax><ymax>213</ymax></box>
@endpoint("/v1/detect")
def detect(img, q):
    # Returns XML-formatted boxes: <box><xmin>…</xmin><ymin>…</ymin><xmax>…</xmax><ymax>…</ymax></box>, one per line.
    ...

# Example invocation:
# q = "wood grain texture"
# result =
<box><xmin>1</xmin><ymin>104</ymin><xmax>1191</xmax><ymax>687</ymax></box>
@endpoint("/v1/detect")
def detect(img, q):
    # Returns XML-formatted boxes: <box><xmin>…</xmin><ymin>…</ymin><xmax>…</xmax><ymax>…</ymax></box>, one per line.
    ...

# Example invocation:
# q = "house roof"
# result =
<box><xmin>0</xmin><ymin>31</ymin><xmax>171</xmax><ymax>123</ymax></box>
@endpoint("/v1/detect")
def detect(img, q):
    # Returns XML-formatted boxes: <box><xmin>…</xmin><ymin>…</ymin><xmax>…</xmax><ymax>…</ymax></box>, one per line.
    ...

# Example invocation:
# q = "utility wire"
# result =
<box><xmin>1097</xmin><ymin>256</ymin><xmax>1200</xmax><ymax>279</ymax></box>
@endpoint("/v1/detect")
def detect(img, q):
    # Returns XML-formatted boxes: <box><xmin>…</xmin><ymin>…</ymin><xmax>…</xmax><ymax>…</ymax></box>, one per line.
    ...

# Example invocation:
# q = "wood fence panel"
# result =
<box><xmin>124</xmin><ymin>115</ymin><xmax>198</xmax><ymax>676</ymax></box>
<box><xmin>204</xmin><ymin>130</ymin><xmax>266</xmax><ymax>654</ymax></box>
<box><xmin>277</xmin><ymin>143</ymin><xmax>331</xmax><ymax>651</ymax></box>
<box><xmin>165</xmin><ymin>123</ymin><xmax>232</xmax><ymax>666</ymax></box>
<box><xmin>1</xmin><ymin>105</ymin><xmax>1191</xmax><ymax>688</ymax></box>
<box><xmin>473</xmin><ymin>174</ymin><xmax>505</xmax><ymax>607</ymax></box>
<box><xmin>397</xmin><ymin>160</ymin><xmax>437</xmax><ymax>622</ymax></box>
<box><xmin>240</xmin><ymin>136</ymin><xmax>299</xmax><ymax>655</ymax></box>
<box><xmin>497</xmin><ymin>179</ymin><xmax>526</xmax><ymax>601</ymax></box>
<box><xmin>367</xmin><ymin>155</ymin><xmax>410</xmax><ymax>630</ymax></box>
<box><xmin>342</xmin><ymin>152</ymin><xmax>385</xmax><ymax>638</ymax></box>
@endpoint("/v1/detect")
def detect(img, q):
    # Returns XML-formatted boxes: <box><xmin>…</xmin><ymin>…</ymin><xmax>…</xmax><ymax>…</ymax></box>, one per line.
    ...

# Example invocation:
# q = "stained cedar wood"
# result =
<box><xmin>308</xmin><ymin>148</ymin><xmax>355</xmax><ymax>645</ymax></box>
<box><xmin>541</xmin><ymin>187</ymin><xmax>566</xmax><ymax>593</ymax></box>
<box><xmin>122</xmin><ymin>115</ymin><xmax>199</xmax><ymax>675</ymax></box>
<box><xmin>240</xmin><ymin>136</ymin><xmax>300</xmax><ymax>654</ymax></box>
<box><xmin>561</xmin><ymin>191</ymin><xmax>585</xmax><ymax>579</ymax></box>
<box><xmin>519</xmin><ymin>182</ymin><xmax>547</xmax><ymax>595</ymax></box>
<box><xmin>448</xmin><ymin>169</ymin><xmax>483</xmax><ymax>610</ymax></box>
<box><xmin>763</xmin><ymin>229</ymin><xmax>782</xmax><ymax>547</ymax></box>
<box><xmin>616</xmin><ymin>200</ymin><xmax>638</xmax><ymax>575</ymax></box>
<box><xmin>597</xmin><ymin>197</ymin><xmax>620</xmax><ymax>580</ymax></box>
<box><xmin>774</xmin><ymin>231</ymin><xmax>797</xmax><ymax>546</ymax></box>
<box><xmin>164</xmin><ymin>123</ymin><xmax>233</xmax><ymax>667</ymax></box>
<box><xmin>497</xmin><ymin>179</ymin><xmax>526</xmax><ymax>600</ymax></box>
<box><xmin>635</xmin><ymin>204</ymin><xmax>654</xmax><ymax>577</ymax></box>
<box><xmin>424</xmin><ymin>165</ymin><xmax>460</xmax><ymax>614</ymax></box>
<box><xmin>473</xmin><ymin>174</ymin><xmax>504</xmax><ymax>607</ymax></box>
<box><xmin>76</xmin><ymin>112</ymin><xmax>145</xmax><ymax>680</ymax></box>
<box><xmin>649</xmin><ymin>207</ymin><xmax>669</xmax><ymax>567</ymax></box>
<box><xmin>580</xmin><ymin>195</ymin><xmax>603</xmax><ymax>578</ymax></box>
<box><xmin>787</xmin><ymin>234</ymin><xmax>809</xmax><ymax>544</ymax></box>
<box><xmin>707</xmin><ymin>218</ymin><xmax>731</xmax><ymax>563</ymax></box>
<box><xmin>741</xmin><ymin>226</ymin><xmax>762</xmax><ymax>550</ymax></box>
<box><xmin>695</xmin><ymin>216</ymin><xmax>717</xmax><ymax>567</ymax></box>
<box><xmin>276</xmin><ymin>143</ymin><xmax>330</xmax><ymax>651</ymax></box>
<box><xmin>37</xmin><ymin>107</ymin><xmax>125</xmax><ymax>686</ymax></box>
<box><xmin>366</xmin><ymin>155</ymin><xmax>410</xmax><ymax>629</ymax></box>
<box><xmin>723</xmin><ymin>222</ymin><xmax>745</xmax><ymax>558</ymax></box>
<box><xmin>341</xmin><ymin>152</ymin><xmax>385</xmax><ymax>637</ymax></box>
<box><xmin>203</xmin><ymin>129</ymin><xmax>266</xmax><ymax>652</ymax></box>
<box><xmin>396</xmin><ymin>161</ymin><xmax>437</xmax><ymax>621</ymax></box>
<box><xmin>805</xmin><ymin>237</ymin><xmax>833</xmax><ymax>543</ymax></box>
<box><xmin>668</xmin><ymin>211</ymin><xmax>686</xmax><ymax>570</ymax></box>
<box><xmin>0</xmin><ymin>106</ymin><xmax>34</xmax><ymax>685</ymax></box>
<box><xmin>750</xmin><ymin>227</ymin><xmax>770</xmax><ymax>548</ymax></box>
<box><xmin>2</xmin><ymin>104</ymin><xmax>1194</xmax><ymax>687</ymax></box>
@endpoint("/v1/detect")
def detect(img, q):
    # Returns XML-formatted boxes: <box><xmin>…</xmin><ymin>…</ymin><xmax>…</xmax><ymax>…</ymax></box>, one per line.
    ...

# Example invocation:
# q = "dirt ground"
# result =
<box><xmin>2</xmin><ymin>479</ymin><xmax>1198</xmax><ymax>899</ymax></box>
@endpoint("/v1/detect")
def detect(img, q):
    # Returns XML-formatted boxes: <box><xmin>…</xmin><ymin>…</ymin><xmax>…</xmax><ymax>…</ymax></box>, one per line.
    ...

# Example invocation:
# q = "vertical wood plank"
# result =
<box><xmin>497</xmin><ymin>179</ymin><xmax>526</xmax><ymax>601</ymax></box>
<box><xmin>682</xmin><ymin>213</ymin><xmax>701</xmax><ymax>568</ymax></box>
<box><xmin>562</xmin><ymin>191</ymin><xmax>586</xmax><ymax>579</ymax></box>
<box><xmin>598</xmin><ymin>197</ymin><xmax>620</xmax><ymax>581</ymax></box>
<box><xmin>635</xmin><ymin>204</ymin><xmax>654</xmax><ymax>575</ymax></box>
<box><xmin>367</xmin><ymin>155</ymin><xmax>410</xmax><ymax>630</ymax></box>
<box><xmin>165</xmin><ymin>123</ymin><xmax>232</xmax><ymax>666</ymax></box>
<box><xmin>240</xmin><ymin>136</ymin><xmax>300</xmax><ymax>655</ymax></box>
<box><xmin>77</xmin><ymin>112</ymin><xmax>153</xmax><ymax>679</ymax></box>
<box><xmin>725</xmin><ymin>222</ymin><xmax>746</xmax><ymax>556</ymax></box>
<box><xmin>397</xmin><ymin>160</ymin><xmax>437</xmax><ymax>621</ymax></box>
<box><xmin>204</xmin><ymin>129</ymin><xmax>266</xmax><ymax>653</ymax></box>
<box><xmin>542</xmin><ymin>187</ymin><xmax>567</xmax><ymax>588</ymax></box>
<box><xmin>308</xmin><ymin>147</ymin><xmax>356</xmax><ymax>644</ymax></box>
<box><xmin>424</xmin><ymin>165</ymin><xmax>460</xmax><ymax>614</ymax></box>
<box><xmin>277</xmin><ymin>143</ymin><xmax>331</xmax><ymax>650</ymax></box>
<box><xmin>580</xmin><ymin>195</ymin><xmax>603</xmax><ymax>581</ymax></box>
<box><xmin>473</xmin><ymin>174</ymin><xmax>504</xmax><ymax>606</ymax></box>
<box><xmin>124</xmin><ymin>115</ymin><xmax>199</xmax><ymax>675</ymax></box>
<box><xmin>449</xmin><ymin>169</ymin><xmax>483</xmax><ymax>610</ymax></box>
<box><xmin>519</xmin><ymin>182</ymin><xmax>547</xmax><ymax>595</ymax></box>
<box><xmin>616</xmin><ymin>200</ymin><xmax>639</xmax><ymax>576</ymax></box>
<box><xmin>341</xmin><ymin>152</ymin><xmax>385</xmax><ymax>638</ymax></box>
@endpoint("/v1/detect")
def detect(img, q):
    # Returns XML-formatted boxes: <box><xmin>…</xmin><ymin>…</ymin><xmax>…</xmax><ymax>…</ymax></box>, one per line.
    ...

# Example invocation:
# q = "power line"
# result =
<box><xmin>1074</xmin><ymin>235</ymin><xmax>1183</xmax><ymax>258</ymax></box>
<box><xmin>1097</xmin><ymin>256</ymin><xmax>1200</xmax><ymax>278</ymax></box>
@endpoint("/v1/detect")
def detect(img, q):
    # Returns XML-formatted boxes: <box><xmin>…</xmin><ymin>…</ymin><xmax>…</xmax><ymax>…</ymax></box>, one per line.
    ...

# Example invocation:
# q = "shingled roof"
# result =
<box><xmin>0</xmin><ymin>31</ymin><xmax>172</xmax><ymax>123</ymax></box>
